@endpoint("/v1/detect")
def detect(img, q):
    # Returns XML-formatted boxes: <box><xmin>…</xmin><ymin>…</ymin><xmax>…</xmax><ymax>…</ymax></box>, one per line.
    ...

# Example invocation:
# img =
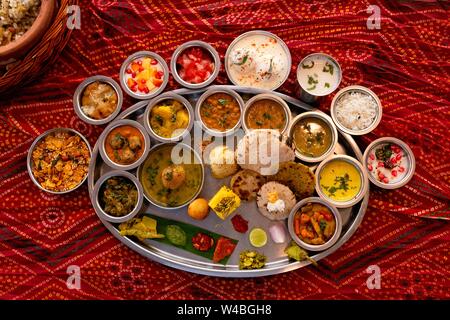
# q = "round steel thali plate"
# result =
<box><xmin>88</xmin><ymin>85</ymin><xmax>369</xmax><ymax>277</ymax></box>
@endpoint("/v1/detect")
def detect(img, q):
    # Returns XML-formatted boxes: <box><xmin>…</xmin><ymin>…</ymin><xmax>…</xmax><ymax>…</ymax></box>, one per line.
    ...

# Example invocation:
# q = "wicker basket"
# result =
<box><xmin>0</xmin><ymin>0</ymin><xmax>78</xmax><ymax>95</ymax></box>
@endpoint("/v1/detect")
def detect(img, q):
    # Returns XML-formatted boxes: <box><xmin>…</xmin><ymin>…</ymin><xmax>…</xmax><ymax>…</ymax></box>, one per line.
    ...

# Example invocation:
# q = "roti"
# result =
<box><xmin>268</xmin><ymin>162</ymin><xmax>315</xmax><ymax>199</ymax></box>
<box><xmin>230</xmin><ymin>169</ymin><xmax>266</xmax><ymax>201</ymax></box>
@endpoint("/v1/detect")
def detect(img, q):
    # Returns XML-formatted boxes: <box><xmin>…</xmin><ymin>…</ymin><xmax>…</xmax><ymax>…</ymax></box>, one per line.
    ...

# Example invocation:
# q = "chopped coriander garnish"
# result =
<box><xmin>218</xmin><ymin>99</ymin><xmax>228</xmax><ymax>106</ymax></box>
<box><xmin>234</xmin><ymin>54</ymin><xmax>248</xmax><ymax>66</ymax></box>
<box><xmin>263</xmin><ymin>113</ymin><xmax>272</xmax><ymax>120</ymax></box>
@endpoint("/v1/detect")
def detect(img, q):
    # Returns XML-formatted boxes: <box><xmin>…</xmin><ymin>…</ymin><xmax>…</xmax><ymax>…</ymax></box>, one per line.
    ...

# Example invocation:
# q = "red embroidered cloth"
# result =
<box><xmin>0</xmin><ymin>0</ymin><xmax>448</xmax><ymax>300</ymax></box>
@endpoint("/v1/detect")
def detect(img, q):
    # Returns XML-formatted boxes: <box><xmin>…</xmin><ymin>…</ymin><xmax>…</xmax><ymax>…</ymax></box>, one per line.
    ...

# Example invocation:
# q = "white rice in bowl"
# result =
<box><xmin>334</xmin><ymin>91</ymin><xmax>378</xmax><ymax>131</ymax></box>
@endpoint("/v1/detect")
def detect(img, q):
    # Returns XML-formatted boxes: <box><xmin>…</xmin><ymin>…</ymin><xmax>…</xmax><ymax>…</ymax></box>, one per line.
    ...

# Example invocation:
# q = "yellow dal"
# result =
<box><xmin>319</xmin><ymin>160</ymin><xmax>361</xmax><ymax>202</ymax></box>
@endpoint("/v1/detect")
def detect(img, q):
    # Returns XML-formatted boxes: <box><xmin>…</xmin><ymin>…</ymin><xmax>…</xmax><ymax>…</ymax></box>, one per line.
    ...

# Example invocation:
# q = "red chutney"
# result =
<box><xmin>231</xmin><ymin>214</ymin><xmax>249</xmax><ymax>233</ymax></box>
<box><xmin>176</xmin><ymin>47</ymin><xmax>214</xmax><ymax>84</ymax></box>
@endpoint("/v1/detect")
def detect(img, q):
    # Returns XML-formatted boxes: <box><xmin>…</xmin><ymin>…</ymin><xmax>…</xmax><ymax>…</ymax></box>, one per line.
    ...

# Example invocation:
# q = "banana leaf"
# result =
<box><xmin>145</xmin><ymin>214</ymin><xmax>238</xmax><ymax>265</ymax></box>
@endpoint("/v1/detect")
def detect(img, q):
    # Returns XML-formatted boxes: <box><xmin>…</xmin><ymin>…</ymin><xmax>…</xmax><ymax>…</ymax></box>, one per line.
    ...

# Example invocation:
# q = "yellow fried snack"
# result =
<box><xmin>31</xmin><ymin>131</ymin><xmax>90</xmax><ymax>192</ymax></box>
<box><xmin>119</xmin><ymin>216</ymin><xmax>165</xmax><ymax>240</ymax></box>
<box><xmin>208</xmin><ymin>186</ymin><xmax>241</xmax><ymax>220</ymax></box>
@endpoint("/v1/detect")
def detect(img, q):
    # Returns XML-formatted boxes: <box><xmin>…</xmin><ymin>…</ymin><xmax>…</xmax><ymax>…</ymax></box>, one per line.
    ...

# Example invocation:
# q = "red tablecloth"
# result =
<box><xmin>0</xmin><ymin>0</ymin><xmax>449</xmax><ymax>300</ymax></box>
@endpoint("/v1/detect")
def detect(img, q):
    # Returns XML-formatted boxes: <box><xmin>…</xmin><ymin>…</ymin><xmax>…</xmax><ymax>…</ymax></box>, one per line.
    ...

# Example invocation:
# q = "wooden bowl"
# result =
<box><xmin>0</xmin><ymin>0</ymin><xmax>56</xmax><ymax>64</ymax></box>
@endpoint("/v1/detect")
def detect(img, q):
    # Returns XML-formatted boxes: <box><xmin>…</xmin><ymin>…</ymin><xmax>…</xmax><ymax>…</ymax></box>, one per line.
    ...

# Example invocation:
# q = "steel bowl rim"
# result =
<box><xmin>330</xmin><ymin>85</ymin><xmax>383</xmax><ymax>136</ymax></box>
<box><xmin>170</xmin><ymin>40</ymin><xmax>221</xmax><ymax>89</ymax></box>
<box><xmin>27</xmin><ymin>127</ymin><xmax>92</xmax><ymax>194</ymax></box>
<box><xmin>242</xmin><ymin>93</ymin><xmax>292</xmax><ymax>135</ymax></box>
<box><xmin>362</xmin><ymin>137</ymin><xmax>416</xmax><ymax>189</ymax></box>
<box><xmin>136</xmin><ymin>142</ymin><xmax>205</xmax><ymax>210</ymax></box>
<box><xmin>314</xmin><ymin>154</ymin><xmax>368</xmax><ymax>208</ymax></box>
<box><xmin>288</xmin><ymin>111</ymin><xmax>338</xmax><ymax>163</ymax></box>
<box><xmin>73</xmin><ymin>75</ymin><xmax>123</xmax><ymax>125</ymax></box>
<box><xmin>296</xmin><ymin>52</ymin><xmax>342</xmax><ymax>97</ymax></box>
<box><xmin>195</xmin><ymin>87</ymin><xmax>244</xmax><ymax>137</ymax></box>
<box><xmin>287</xmin><ymin>197</ymin><xmax>343</xmax><ymax>252</ymax></box>
<box><xmin>99</xmin><ymin>119</ymin><xmax>151</xmax><ymax>171</ymax></box>
<box><xmin>224</xmin><ymin>30</ymin><xmax>292</xmax><ymax>91</ymax></box>
<box><xmin>119</xmin><ymin>51</ymin><xmax>169</xmax><ymax>100</ymax></box>
<box><xmin>92</xmin><ymin>170</ymin><xmax>144</xmax><ymax>223</ymax></box>
<box><xmin>143</xmin><ymin>92</ymin><xmax>194</xmax><ymax>143</ymax></box>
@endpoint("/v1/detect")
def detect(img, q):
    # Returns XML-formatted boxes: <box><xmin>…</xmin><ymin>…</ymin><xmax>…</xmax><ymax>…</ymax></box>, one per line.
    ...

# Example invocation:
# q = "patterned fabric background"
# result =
<box><xmin>0</xmin><ymin>0</ymin><xmax>449</xmax><ymax>299</ymax></box>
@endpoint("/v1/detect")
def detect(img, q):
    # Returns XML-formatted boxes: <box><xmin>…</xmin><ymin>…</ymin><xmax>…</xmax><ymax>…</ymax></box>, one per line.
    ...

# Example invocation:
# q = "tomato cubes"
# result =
<box><xmin>176</xmin><ymin>46</ymin><xmax>215</xmax><ymax>84</ymax></box>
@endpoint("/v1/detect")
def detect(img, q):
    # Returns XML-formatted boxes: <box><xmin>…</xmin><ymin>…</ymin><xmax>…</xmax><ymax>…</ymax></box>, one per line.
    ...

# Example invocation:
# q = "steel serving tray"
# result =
<box><xmin>88</xmin><ymin>85</ymin><xmax>369</xmax><ymax>277</ymax></box>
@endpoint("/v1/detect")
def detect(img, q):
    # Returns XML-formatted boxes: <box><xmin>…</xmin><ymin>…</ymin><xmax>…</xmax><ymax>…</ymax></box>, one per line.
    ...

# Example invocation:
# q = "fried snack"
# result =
<box><xmin>31</xmin><ymin>131</ymin><xmax>90</xmax><ymax>192</ymax></box>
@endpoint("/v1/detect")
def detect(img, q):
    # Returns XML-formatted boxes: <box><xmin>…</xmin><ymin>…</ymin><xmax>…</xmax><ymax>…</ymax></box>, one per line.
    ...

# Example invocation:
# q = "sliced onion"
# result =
<box><xmin>269</xmin><ymin>222</ymin><xmax>288</xmax><ymax>244</ymax></box>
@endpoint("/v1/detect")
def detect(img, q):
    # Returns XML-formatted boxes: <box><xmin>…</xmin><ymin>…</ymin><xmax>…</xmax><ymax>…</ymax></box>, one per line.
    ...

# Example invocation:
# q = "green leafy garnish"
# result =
<box><xmin>322</xmin><ymin>62</ymin><xmax>334</xmax><ymax>75</ymax></box>
<box><xmin>263</xmin><ymin>113</ymin><xmax>272</xmax><ymax>120</ymax></box>
<box><xmin>321</xmin><ymin>173</ymin><xmax>352</xmax><ymax>197</ymax></box>
<box><xmin>324</xmin><ymin>82</ymin><xmax>330</xmax><ymax>88</ymax></box>
<box><xmin>234</xmin><ymin>54</ymin><xmax>248</xmax><ymax>66</ymax></box>
<box><xmin>307</xmin><ymin>75</ymin><xmax>318</xmax><ymax>91</ymax></box>
<box><xmin>155</xmin><ymin>115</ymin><xmax>163</xmax><ymax>126</ymax></box>
<box><xmin>302</xmin><ymin>61</ymin><xmax>315</xmax><ymax>69</ymax></box>
<box><xmin>218</xmin><ymin>99</ymin><xmax>228</xmax><ymax>106</ymax></box>
<box><xmin>267</xmin><ymin>58</ymin><xmax>274</xmax><ymax>74</ymax></box>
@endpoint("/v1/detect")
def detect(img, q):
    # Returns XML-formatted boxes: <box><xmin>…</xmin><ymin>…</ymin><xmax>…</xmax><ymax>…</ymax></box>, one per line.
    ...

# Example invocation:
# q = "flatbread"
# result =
<box><xmin>230</xmin><ymin>169</ymin><xmax>266</xmax><ymax>201</ymax></box>
<box><xmin>268</xmin><ymin>162</ymin><xmax>315</xmax><ymax>200</ymax></box>
<box><xmin>235</xmin><ymin>130</ymin><xmax>295</xmax><ymax>175</ymax></box>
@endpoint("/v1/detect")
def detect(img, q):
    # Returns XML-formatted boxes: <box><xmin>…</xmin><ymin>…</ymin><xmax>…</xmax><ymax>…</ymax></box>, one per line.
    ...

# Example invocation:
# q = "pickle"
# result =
<box><xmin>239</xmin><ymin>250</ymin><xmax>266</xmax><ymax>270</ymax></box>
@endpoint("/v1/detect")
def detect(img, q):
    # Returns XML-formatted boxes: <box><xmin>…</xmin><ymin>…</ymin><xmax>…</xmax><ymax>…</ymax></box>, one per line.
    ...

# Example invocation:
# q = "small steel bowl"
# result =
<box><xmin>288</xmin><ymin>111</ymin><xmax>338</xmax><ymax>163</ymax></box>
<box><xmin>330</xmin><ymin>85</ymin><xmax>382</xmax><ymax>136</ymax></box>
<box><xmin>73</xmin><ymin>75</ymin><xmax>123</xmax><ymax>125</ymax></box>
<box><xmin>195</xmin><ymin>87</ymin><xmax>244</xmax><ymax>137</ymax></box>
<box><xmin>92</xmin><ymin>170</ymin><xmax>144</xmax><ymax>224</ymax></box>
<box><xmin>143</xmin><ymin>92</ymin><xmax>194</xmax><ymax>143</ymax></box>
<box><xmin>27</xmin><ymin>128</ymin><xmax>92</xmax><ymax>194</ymax></box>
<box><xmin>288</xmin><ymin>197</ymin><xmax>342</xmax><ymax>252</ymax></box>
<box><xmin>296</xmin><ymin>53</ymin><xmax>342</xmax><ymax>104</ymax></box>
<box><xmin>119</xmin><ymin>51</ymin><xmax>169</xmax><ymax>100</ymax></box>
<box><xmin>99</xmin><ymin>119</ymin><xmax>151</xmax><ymax>171</ymax></box>
<box><xmin>315</xmin><ymin>155</ymin><xmax>368</xmax><ymax>208</ymax></box>
<box><xmin>170</xmin><ymin>40</ymin><xmax>221</xmax><ymax>89</ymax></box>
<box><xmin>242</xmin><ymin>93</ymin><xmax>292</xmax><ymax>135</ymax></box>
<box><xmin>363</xmin><ymin>137</ymin><xmax>415</xmax><ymax>189</ymax></box>
<box><xmin>225</xmin><ymin>30</ymin><xmax>292</xmax><ymax>91</ymax></box>
<box><xmin>137</xmin><ymin>142</ymin><xmax>205</xmax><ymax>210</ymax></box>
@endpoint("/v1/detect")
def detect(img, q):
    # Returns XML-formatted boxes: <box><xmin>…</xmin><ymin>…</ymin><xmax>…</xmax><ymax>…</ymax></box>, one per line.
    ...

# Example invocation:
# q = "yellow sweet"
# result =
<box><xmin>208</xmin><ymin>186</ymin><xmax>241</xmax><ymax>220</ymax></box>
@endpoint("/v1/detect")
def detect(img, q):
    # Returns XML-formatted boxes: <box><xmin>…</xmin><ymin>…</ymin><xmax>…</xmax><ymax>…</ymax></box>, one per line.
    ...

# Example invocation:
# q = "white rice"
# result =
<box><xmin>335</xmin><ymin>91</ymin><xmax>378</xmax><ymax>131</ymax></box>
